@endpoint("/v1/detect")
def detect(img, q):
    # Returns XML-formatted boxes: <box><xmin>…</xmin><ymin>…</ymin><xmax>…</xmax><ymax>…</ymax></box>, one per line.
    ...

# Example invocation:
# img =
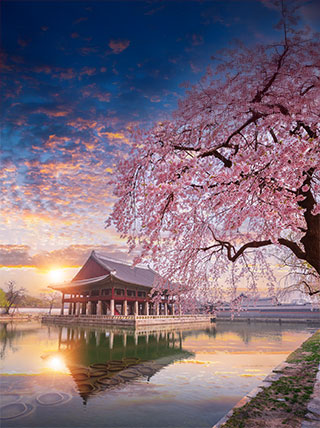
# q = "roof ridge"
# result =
<box><xmin>91</xmin><ymin>250</ymin><xmax>116</xmax><ymax>273</ymax></box>
<box><xmin>93</xmin><ymin>251</ymin><xmax>153</xmax><ymax>272</ymax></box>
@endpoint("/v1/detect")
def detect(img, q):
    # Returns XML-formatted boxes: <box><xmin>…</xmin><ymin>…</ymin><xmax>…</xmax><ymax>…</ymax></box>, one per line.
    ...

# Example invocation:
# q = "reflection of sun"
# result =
<box><xmin>46</xmin><ymin>355</ymin><xmax>68</xmax><ymax>373</ymax></box>
<box><xmin>49</xmin><ymin>269</ymin><xmax>63</xmax><ymax>283</ymax></box>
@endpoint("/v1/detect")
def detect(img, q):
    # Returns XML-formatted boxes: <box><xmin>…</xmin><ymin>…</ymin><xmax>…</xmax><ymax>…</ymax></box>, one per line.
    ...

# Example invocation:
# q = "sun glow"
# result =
<box><xmin>46</xmin><ymin>355</ymin><xmax>68</xmax><ymax>373</ymax></box>
<box><xmin>48</xmin><ymin>269</ymin><xmax>64</xmax><ymax>283</ymax></box>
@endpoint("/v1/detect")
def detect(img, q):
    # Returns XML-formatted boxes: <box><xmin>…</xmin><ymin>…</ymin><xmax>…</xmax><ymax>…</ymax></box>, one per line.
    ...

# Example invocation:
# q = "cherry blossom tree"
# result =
<box><xmin>108</xmin><ymin>1</ymin><xmax>319</xmax><ymax>305</ymax></box>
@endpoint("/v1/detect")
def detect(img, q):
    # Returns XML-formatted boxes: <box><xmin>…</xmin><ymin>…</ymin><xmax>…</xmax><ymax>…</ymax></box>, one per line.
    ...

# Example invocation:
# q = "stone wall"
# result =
<box><xmin>41</xmin><ymin>314</ymin><xmax>211</xmax><ymax>327</ymax></box>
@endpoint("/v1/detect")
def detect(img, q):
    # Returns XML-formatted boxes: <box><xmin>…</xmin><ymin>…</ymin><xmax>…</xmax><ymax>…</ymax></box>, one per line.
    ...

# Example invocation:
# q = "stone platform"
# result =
<box><xmin>41</xmin><ymin>314</ymin><xmax>211</xmax><ymax>327</ymax></box>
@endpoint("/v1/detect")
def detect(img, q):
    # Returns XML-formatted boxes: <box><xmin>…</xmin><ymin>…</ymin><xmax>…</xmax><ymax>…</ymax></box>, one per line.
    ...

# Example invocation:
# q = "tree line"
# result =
<box><xmin>0</xmin><ymin>280</ymin><xmax>60</xmax><ymax>314</ymax></box>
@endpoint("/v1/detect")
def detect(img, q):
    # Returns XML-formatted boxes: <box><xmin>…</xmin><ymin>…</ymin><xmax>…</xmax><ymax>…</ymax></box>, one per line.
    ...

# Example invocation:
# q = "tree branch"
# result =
<box><xmin>301</xmin><ymin>281</ymin><xmax>320</xmax><ymax>296</ymax></box>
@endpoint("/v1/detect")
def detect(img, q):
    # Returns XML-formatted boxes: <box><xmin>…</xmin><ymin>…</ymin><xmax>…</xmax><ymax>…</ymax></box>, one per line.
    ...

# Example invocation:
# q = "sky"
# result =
<box><xmin>1</xmin><ymin>0</ymin><xmax>320</xmax><ymax>295</ymax></box>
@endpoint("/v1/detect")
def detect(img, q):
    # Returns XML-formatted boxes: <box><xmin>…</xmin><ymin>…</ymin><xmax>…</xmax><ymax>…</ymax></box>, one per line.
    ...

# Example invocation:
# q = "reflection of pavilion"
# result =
<box><xmin>57</xmin><ymin>326</ymin><xmax>193</xmax><ymax>403</ymax></box>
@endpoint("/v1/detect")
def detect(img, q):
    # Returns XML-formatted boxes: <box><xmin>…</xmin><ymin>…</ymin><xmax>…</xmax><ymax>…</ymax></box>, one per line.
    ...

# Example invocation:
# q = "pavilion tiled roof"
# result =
<box><xmin>91</xmin><ymin>251</ymin><xmax>156</xmax><ymax>288</ymax></box>
<box><xmin>50</xmin><ymin>251</ymin><xmax>157</xmax><ymax>291</ymax></box>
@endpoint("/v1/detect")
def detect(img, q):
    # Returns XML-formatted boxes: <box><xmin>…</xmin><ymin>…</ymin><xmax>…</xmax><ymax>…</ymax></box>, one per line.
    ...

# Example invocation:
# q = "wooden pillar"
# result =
<box><xmin>68</xmin><ymin>301</ymin><xmax>72</xmax><ymax>315</ymax></box>
<box><xmin>60</xmin><ymin>294</ymin><xmax>64</xmax><ymax>315</ymax></box>
<box><xmin>97</xmin><ymin>300</ymin><xmax>102</xmax><ymax>316</ymax></box>
<box><xmin>179</xmin><ymin>303</ymin><xmax>182</xmax><ymax>316</ymax></box>
<box><xmin>110</xmin><ymin>299</ymin><xmax>115</xmax><ymax>316</ymax></box>
<box><xmin>76</xmin><ymin>301</ymin><xmax>81</xmax><ymax>316</ymax></box>
<box><xmin>164</xmin><ymin>302</ymin><xmax>168</xmax><ymax>316</ymax></box>
<box><xmin>156</xmin><ymin>303</ymin><xmax>160</xmax><ymax>315</ymax></box>
<box><xmin>144</xmin><ymin>301</ymin><xmax>149</xmax><ymax>315</ymax></box>
<box><xmin>172</xmin><ymin>303</ymin><xmax>175</xmax><ymax>315</ymax></box>
<box><xmin>86</xmin><ymin>301</ymin><xmax>92</xmax><ymax>315</ymax></box>
<box><xmin>123</xmin><ymin>300</ymin><xmax>128</xmax><ymax>316</ymax></box>
<box><xmin>134</xmin><ymin>300</ymin><xmax>138</xmax><ymax>315</ymax></box>
<box><xmin>72</xmin><ymin>299</ymin><xmax>76</xmax><ymax>315</ymax></box>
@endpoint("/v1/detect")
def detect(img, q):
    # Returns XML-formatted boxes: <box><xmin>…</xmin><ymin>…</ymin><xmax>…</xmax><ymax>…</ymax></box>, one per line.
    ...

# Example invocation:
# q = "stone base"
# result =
<box><xmin>41</xmin><ymin>314</ymin><xmax>211</xmax><ymax>327</ymax></box>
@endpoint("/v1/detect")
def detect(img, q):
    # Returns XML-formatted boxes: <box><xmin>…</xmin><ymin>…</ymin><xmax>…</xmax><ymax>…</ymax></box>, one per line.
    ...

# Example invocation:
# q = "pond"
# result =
<box><xmin>0</xmin><ymin>321</ymin><xmax>318</xmax><ymax>427</ymax></box>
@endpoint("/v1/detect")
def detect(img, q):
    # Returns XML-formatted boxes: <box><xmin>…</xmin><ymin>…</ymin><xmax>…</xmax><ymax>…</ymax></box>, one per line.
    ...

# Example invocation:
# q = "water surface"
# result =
<box><xmin>0</xmin><ymin>321</ymin><xmax>317</xmax><ymax>427</ymax></box>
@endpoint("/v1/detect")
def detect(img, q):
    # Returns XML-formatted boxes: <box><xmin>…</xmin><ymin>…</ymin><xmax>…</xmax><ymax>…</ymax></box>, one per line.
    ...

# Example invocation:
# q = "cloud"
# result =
<box><xmin>80</xmin><ymin>67</ymin><xmax>96</xmax><ymax>77</ymax></box>
<box><xmin>191</xmin><ymin>34</ymin><xmax>203</xmax><ymax>46</ymax></box>
<box><xmin>0</xmin><ymin>244</ymin><xmax>132</xmax><ymax>269</ymax></box>
<box><xmin>108</xmin><ymin>39</ymin><xmax>130</xmax><ymax>54</ymax></box>
<box><xmin>18</xmin><ymin>38</ymin><xmax>30</xmax><ymax>47</ymax></box>
<box><xmin>81</xmin><ymin>83</ymin><xmax>111</xmax><ymax>102</ymax></box>
<box><xmin>34</xmin><ymin>65</ymin><xmax>52</xmax><ymax>74</ymax></box>
<box><xmin>144</xmin><ymin>5</ymin><xmax>165</xmax><ymax>16</ymax></box>
<box><xmin>190</xmin><ymin>61</ymin><xmax>202</xmax><ymax>74</ymax></box>
<box><xmin>0</xmin><ymin>245</ymin><xmax>33</xmax><ymax>267</ymax></box>
<box><xmin>73</xmin><ymin>17</ymin><xmax>88</xmax><ymax>25</ymax></box>
<box><xmin>58</xmin><ymin>68</ymin><xmax>76</xmax><ymax>80</ymax></box>
<box><xmin>37</xmin><ymin>108</ymin><xmax>70</xmax><ymax>117</ymax></box>
<box><xmin>300</xmin><ymin>2</ymin><xmax>320</xmax><ymax>28</ymax></box>
<box><xmin>79</xmin><ymin>46</ymin><xmax>99</xmax><ymax>56</ymax></box>
<box><xmin>98</xmin><ymin>131</ymin><xmax>131</xmax><ymax>145</ymax></box>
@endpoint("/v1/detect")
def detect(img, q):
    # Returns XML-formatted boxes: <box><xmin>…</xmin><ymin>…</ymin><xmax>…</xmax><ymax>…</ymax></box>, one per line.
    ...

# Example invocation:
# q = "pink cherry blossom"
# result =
<box><xmin>108</xmin><ymin>1</ymin><xmax>320</xmax><ymax>305</ymax></box>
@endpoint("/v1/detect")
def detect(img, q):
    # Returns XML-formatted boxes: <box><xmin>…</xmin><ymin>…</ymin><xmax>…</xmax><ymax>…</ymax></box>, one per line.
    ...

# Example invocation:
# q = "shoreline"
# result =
<box><xmin>213</xmin><ymin>329</ymin><xmax>320</xmax><ymax>428</ymax></box>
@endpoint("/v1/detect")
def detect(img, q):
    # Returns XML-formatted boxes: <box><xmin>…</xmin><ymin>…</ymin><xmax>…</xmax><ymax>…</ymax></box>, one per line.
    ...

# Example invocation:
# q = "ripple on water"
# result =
<box><xmin>36</xmin><ymin>392</ymin><xmax>71</xmax><ymax>406</ymax></box>
<box><xmin>0</xmin><ymin>394</ymin><xmax>21</xmax><ymax>404</ymax></box>
<box><xmin>0</xmin><ymin>402</ymin><xmax>34</xmax><ymax>420</ymax></box>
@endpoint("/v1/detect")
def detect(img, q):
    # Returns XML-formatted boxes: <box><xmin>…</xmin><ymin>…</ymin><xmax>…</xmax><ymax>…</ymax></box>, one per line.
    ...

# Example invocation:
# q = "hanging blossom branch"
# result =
<box><xmin>108</xmin><ymin>0</ymin><xmax>320</xmax><ymax>304</ymax></box>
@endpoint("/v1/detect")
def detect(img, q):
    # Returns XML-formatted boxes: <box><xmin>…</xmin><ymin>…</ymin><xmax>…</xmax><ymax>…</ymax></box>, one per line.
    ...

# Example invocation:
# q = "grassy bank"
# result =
<box><xmin>222</xmin><ymin>330</ymin><xmax>320</xmax><ymax>428</ymax></box>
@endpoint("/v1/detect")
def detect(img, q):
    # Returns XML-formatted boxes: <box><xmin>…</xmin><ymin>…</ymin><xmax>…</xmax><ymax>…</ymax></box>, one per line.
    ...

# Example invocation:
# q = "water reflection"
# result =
<box><xmin>0</xmin><ymin>321</ymin><xmax>318</xmax><ymax>428</ymax></box>
<box><xmin>52</xmin><ymin>326</ymin><xmax>193</xmax><ymax>403</ymax></box>
<box><xmin>0</xmin><ymin>322</ymin><xmax>40</xmax><ymax>360</ymax></box>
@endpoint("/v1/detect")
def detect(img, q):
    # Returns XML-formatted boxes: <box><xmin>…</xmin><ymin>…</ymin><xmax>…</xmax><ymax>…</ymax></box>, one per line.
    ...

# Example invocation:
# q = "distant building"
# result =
<box><xmin>50</xmin><ymin>251</ymin><xmax>176</xmax><ymax>316</ymax></box>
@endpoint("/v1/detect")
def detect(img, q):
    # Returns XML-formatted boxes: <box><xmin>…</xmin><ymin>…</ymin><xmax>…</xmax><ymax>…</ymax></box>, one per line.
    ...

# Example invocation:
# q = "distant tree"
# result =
<box><xmin>41</xmin><ymin>292</ymin><xmax>61</xmax><ymax>314</ymax></box>
<box><xmin>3</xmin><ymin>281</ymin><xmax>26</xmax><ymax>314</ymax></box>
<box><xmin>0</xmin><ymin>288</ymin><xmax>8</xmax><ymax>312</ymax></box>
<box><xmin>108</xmin><ymin>1</ymin><xmax>319</xmax><ymax>305</ymax></box>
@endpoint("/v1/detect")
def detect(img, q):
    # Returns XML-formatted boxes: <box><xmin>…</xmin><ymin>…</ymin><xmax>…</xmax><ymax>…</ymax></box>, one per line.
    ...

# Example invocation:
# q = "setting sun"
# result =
<box><xmin>48</xmin><ymin>269</ymin><xmax>64</xmax><ymax>283</ymax></box>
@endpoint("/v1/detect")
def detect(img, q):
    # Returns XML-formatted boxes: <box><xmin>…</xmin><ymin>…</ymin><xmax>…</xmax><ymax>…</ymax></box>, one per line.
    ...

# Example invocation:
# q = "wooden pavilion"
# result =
<box><xmin>51</xmin><ymin>251</ymin><xmax>176</xmax><ymax>316</ymax></box>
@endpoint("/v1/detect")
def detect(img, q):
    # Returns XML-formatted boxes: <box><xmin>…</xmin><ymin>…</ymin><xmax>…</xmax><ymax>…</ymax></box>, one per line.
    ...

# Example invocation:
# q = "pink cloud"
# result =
<box><xmin>108</xmin><ymin>39</ymin><xmax>130</xmax><ymax>54</ymax></box>
<box><xmin>79</xmin><ymin>46</ymin><xmax>98</xmax><ymax>56</ymax></box>
<box><xmin>80</xmin><ymin>66</ymin><xmax>96</xmax><ymax>77</ymax></box>
<box><xmin>190</xmin><ymin>61</ymin><xmax>202</xmax><ymax>74</ymax></box>
<box><xmin>81</xmin><ymin>83</ymin><xmax>111</xmax><ymax>102</ymax></box>
<box><xmin>59</xmin><ymin>68</ymin><xmax>76</xmax><ymax>80</ymax></box>
<box><xmin>191</xmin><ymin>34</ymin><xmax>203</xmax><ymax>46</ymax></box>
<box><xmin>35</xmin><ymin>107</ymin><xmax>70</xmax><ymax>118</ymax></box>
<box><xmin>18</xmin><ymin>38</ymin><xmax>30</xmax><ymax>47</ymax></box>
<box><xmin>73</xmin><ymin>17</ymin><xmax>88</xmax><ymax>25</ymax></box>
<box><xmin>0</xmin><ymin>244</ymin><xmax>131</xmax><ymax>269</ymax></box>
<box><xmin>34</xmin><ymin>65</ymin><xmax>52</xmax><ymax>74</ymax></box>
